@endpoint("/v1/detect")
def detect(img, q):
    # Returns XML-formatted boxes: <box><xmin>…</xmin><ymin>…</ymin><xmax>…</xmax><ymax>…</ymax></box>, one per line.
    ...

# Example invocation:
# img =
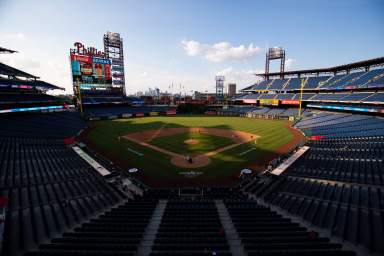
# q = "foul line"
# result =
<box><xmin>123</xmin><ymin>135</ymin><xmax>257</xmax><ymax>159</ymax></box>
<box><xmin>126</xmin><ymin>147</ymin><xmax>144</xmax><ymax>156</ymax></box>
<box><xmin>238</xmin><ymin>147</ymin><xmax>256</xmax><ymax>156</ymax></box>
<box><xmin>147</xmin><ymin>123</ymin><xmax>168</xmax><ymax>142</ymax></box>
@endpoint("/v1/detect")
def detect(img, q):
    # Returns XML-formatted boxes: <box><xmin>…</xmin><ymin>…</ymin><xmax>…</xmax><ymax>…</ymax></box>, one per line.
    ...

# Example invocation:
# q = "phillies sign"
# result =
<box><xmin>71</xmin><ymin>42</ymin><xmax>106</xmax><ymax>58</ymax></box>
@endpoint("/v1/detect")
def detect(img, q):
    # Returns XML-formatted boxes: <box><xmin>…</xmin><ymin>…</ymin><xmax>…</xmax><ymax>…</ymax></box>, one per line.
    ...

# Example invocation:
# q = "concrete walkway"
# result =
<box><xmin>215</xmin><ymin>200</ymin><xmax>246</xmax><ymax>256</ymax></box>
<box><xmin>136</xmin><ymin>200</ymin><xmax>168</xmax><ymax>256</ymax></box>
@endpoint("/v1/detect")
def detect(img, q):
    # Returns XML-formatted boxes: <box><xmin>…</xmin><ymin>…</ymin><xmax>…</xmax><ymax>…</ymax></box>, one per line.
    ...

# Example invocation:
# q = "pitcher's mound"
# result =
<box><xmin>184</xmin><ymin>139</ymin><xmax>199</xmax><ymax>145</ymax></box>
<box><xmin>171</xmin><ymin>154</ymin><xmax>211</xmax><ymax>168</ymax></box>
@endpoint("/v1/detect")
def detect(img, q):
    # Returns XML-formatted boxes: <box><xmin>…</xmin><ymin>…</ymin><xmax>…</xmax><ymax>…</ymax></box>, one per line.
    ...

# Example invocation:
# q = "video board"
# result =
<box><xmin>70</xmin><ymin>42</ymin><xmax>112</xmax><ymax>91</ymax></box>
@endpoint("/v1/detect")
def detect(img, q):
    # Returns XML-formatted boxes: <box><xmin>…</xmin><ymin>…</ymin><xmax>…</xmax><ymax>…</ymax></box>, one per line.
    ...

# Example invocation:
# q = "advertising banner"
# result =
<box><xmin>281</xmin><ymin>100</ymin><xmax>300</xmax><ymax>105</ymax></box>
<box><xmin>243</xmin><ymin>99</ymin><xmax>257</xmax><ymax>104</ymax></box>
<box><xmin>259</xmin><ymin>99</ymin><xmax>279</xmax><ymax>106</ymax></box>
<box><xmin>166</xmin><ymin>110</ymin><xmax>177</xmax><ymax>115</ymax></box>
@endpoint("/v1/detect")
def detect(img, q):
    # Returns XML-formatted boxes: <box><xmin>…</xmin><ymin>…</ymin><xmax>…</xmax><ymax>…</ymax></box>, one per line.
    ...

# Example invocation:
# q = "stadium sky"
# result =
<box><xmin>0</xmin><ymin>0</ymin><xmax>383</xmax><ymax>95</ymax></box>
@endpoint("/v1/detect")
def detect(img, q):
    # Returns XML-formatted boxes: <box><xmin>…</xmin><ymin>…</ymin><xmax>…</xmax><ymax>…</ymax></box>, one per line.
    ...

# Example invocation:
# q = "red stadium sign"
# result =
<box><xmin>281</xmin><ymin>100</ymin><xmax>300</xmax><ymax>105</ymax></box>
<box><xmin>70</xmin><ymin>54</ymin><xmax>92</xmax><ymax>63</ymax></box>
<box><xmin>309</xmin><ymin>135</ymin><xmax>326</xmax><ymax>141</ymax></box>
<box><xmin>71</xmin><ymin>42</ymin><xmax>107</xmax><ymax>58</ymax></box>
<box><xmin>166</xmin><ymin>110</ymin><xmax>177</xmax><ymax>115</ymax></box>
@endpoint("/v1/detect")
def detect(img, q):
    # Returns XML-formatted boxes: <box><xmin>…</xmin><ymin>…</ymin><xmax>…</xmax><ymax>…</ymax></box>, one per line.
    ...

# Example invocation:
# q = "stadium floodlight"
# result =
<box><xmin>265</xmin><ymin>47</ymin><xmax>286</xmax><ymax>78</ymax></box>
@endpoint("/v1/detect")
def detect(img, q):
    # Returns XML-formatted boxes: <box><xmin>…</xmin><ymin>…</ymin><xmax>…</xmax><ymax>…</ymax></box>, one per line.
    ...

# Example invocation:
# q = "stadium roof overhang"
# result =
<box><xmin>0</xmin><ymin>62</ymin><xmax>39</xmax><ymax>79</ymax></box>
<box><xmin>0</xmin><ymin>47</ymin><xmax>17</xmax><ymax>54</ymax></box>
<box><xmin>256</xmin><ymin>56</ymin><xmax>384</xmax><ymax>79</ymax></box>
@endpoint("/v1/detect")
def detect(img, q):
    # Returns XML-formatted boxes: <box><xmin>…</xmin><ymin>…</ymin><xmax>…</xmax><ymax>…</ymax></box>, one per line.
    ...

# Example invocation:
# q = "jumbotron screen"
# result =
<box><xmin>70</xmin><ymin>53</ymin><xmax>112</xmax><ymax>91</ymax></box>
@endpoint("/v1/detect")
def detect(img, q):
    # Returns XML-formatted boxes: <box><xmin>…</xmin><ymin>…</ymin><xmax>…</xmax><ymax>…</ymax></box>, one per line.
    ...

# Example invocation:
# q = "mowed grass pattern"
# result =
<box><xmin>86</xmin><ymin>116</ymin><xmax>298</xmax><ymax>185</ymax></box>
<box><xmin>150</xmin><ymin>132</ymin><xmax>235</xmax><ymax>154</ymax></box>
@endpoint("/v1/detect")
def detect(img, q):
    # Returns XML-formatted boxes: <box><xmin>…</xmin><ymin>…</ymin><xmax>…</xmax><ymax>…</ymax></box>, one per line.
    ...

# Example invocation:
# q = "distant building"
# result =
<box><xmin>228</xmin><ymin>83</ymin><xmax>236</xmax><ymax>96</ymax></box>
<box><xmin>193</xmin><ymin>91</ymin><xmax>201</xmax><ymax>100</ymax></box>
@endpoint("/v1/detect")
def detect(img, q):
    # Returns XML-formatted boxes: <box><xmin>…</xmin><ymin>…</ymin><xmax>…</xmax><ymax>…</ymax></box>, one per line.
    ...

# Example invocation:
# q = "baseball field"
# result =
<box><xmin>82</xmin><ymin>115</ymin><xmax>304</xmax><ymax>187</ymax></box>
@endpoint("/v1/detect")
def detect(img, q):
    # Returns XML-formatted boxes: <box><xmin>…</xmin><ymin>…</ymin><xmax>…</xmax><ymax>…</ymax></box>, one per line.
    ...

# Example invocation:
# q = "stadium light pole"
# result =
<box><xmin>298</xmin><ymin>78</ymin><xmax>305</xmax><ymax>118</ymax></box>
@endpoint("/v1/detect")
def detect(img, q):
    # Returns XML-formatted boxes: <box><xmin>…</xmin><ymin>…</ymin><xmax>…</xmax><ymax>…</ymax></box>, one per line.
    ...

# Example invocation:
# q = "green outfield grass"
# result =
<box><xmin>84</xmin><ymin>115</ymin><xmax>300</xmax><ymax>186</ymax></box>
<box><xmin>150</xmin><ymin>132</ymin><xmax>235</xmax><ymax>154</ymax></box>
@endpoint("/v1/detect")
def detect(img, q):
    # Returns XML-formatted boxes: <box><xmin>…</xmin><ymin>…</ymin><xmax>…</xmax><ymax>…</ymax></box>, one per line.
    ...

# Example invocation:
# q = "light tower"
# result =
<box><xmin>215</xmin><ymin>76</ymin><xmax>225</xmax><ymax>97</ymax></box>
<box><xmin>104</xmin><ymin>32</ymin><xmax>126</xmax><ymax>95</ymax></box>
<box><xmin>265</xmin><ymin>47</ymin><xmax>285</xmax><ymax>79</ymax></box>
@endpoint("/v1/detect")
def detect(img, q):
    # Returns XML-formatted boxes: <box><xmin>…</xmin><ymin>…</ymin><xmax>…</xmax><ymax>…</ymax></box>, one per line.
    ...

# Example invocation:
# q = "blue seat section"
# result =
<box><xmin>292</xmin><ymin>93</ymin><xmax>316</xmax><ymax>100</ymax></box>
<box><xmin>24</xmin><ymin>200</ymin><xmax>157</xmax><ymax>256</ymax></box>
<box><xmin>305</xmin><ymin>76</ymin><xmax>331</xmax><ymax>89</ymax></box>
<box><xmin>295</xmin><ymin>112</ymin><xmax>340</xmax><ymax>128</ymax></box>
<box><xmin>259</xmin><ymin>94</ymin><xmax>277</xmax><ymax>99</ymax></box>
<box><xmin>250</xmin><ymin>107</ymin><xmax>271</xmax><ymax>114</ymax></box>
<box><xmin>265</xmin><ymin>108</ymin><xmax>286</xmax><ymax>116</ymax></box>
<box><xmin>268</xmin><ymin>79</ymin><xmax>289</xmax><ymax>90</ymax></box>
<box><xmin>0</xmin><ymin>112</ymin><xmax>86</xmax><ymax>138</ymax></box>
<box><xmin>225</xmin><ymin>201</ymin><xmax>355</xmax><ymax>256</ymax></box>
<box><xmin>345</xmin><ymin>69</ymin><xmax>384</xmax><ymax>88</ymax></box>
<box><xmin>250</xmin><ymin>80</ymin><xmax>272</xmax><ymax>90</ymax></box>
<box><xmin>242</xmin><ymin>68</ymin><xmax>384</xmax><ymax>92</ymax></box>
<box><xmin>285</xmin><ymin>78</ymin><xmax>303</xmax><ymax>90</ymax></box>
<box><xmin>285</xmin><ymin>138</ymin><xmax>384</xmax><ymax>184</ymax></box>
<box><xmin>310</xmin><ymin>93</ymin><xmax>349</xmax><ymax>101</ymax></box>
<box><xmin>151</xmin><ymin>200</ymin><xmax>231</xmax><ymax>255</ymax></box>
<box><xmin>0</xmin><ymin>136</ymin><xmax>124</xmax><ymax>256</ymax></box>
<box><xmin>295</xmin><ymin>113</ymin><xmax>384</xmax><ymax>138</ymax></box>
<box><xmin>338</xmin><ymin>93</ymin><xmax>373</xmax><ymax>102</ymax></box>
<box><xmin>318</xmin><ymin>74</ymin><xmax>345</xmax><ymax>89</ymax></box>
<box><xmin>325</xmin><ymin>72</ymin><xmax>365</xmax><ymax>89</ymax></box>
<box><xmin>280</xmin><ymin>108</ymin><xmax>299</xmax><ymax>117</ymax></box>
<box><xmin>362</xmin><ymin>92</ymin><xmax>384</xmax><ymax>102</ymax></box>
<box><xmin>264</xmin><ymin>175</ymin><xmax>384</xmax><ymax>254</ymax></box>
<box><xmin>367</xmin><ymin>75</ymin><xmax>384</xmax><ymax>88</ymax></box>
<box><xmin>275</xmin><ymin>93</ymin><xmax>295</xmax><ymax>100</ymax></box>
<box><xmin>242</xmin><ymin>133</ymin><xmax>384</xmax><ymax>254</ymax></box>
<box><xmin>0</xmin><ymin>93</ymin><xmax>63</xmax><ymax>104</ymax></box>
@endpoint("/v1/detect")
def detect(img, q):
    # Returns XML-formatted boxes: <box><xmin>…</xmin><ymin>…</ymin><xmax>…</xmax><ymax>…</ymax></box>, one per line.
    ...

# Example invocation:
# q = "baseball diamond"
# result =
<box><xmin>82</xmin><ymin>116</ymin><xmax>304</xmax><ymax>187</ymax></box>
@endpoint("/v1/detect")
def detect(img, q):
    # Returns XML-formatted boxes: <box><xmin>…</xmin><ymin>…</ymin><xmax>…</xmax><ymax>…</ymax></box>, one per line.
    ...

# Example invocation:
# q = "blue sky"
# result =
<box><xmin>0</xmin><ymin>0</ymin><xmax>383</xmax><ymax>94</ymax></box>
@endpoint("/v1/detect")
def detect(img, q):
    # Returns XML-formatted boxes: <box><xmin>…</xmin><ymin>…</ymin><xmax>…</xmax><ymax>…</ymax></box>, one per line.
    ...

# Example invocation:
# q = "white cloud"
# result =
<box><xmin>216</xmin><ymin>67</ymin><xmax>263</xmax><ymax>91</ymax></box>
<box><xmin>182</xmin><ymin>40</ymin><xmax>261</xmax><ymax>62</ymax></box>
<box><xmin>0</xmin><ymin>54</ymin><xmax>40</xmax><ymax>71</ymax></box>
<box><xmin>285</xmin><ymin>58</ymin><xmax>296</xmax><ymax>70</ymax></box>
<box><xmin>0</xmin><ymin>54</ymin><xmax>72</xmax><ymax>93</ymax></box>
<box><xmin>0</xmin><ymin>33</ymin><xmax>26</xmax><ymax>41</ymax></box>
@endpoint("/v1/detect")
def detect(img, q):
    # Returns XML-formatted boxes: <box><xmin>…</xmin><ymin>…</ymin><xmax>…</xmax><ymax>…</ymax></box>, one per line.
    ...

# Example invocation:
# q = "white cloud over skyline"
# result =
<box><xmin>182</xmin><ymin>40</ymin><xmax>262</xmax><ymax>62</ymax></box>
<box><xmin>285</xmin><ymin>58</ymin><xmax>296</xmax><ymax>70</ymax></box>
